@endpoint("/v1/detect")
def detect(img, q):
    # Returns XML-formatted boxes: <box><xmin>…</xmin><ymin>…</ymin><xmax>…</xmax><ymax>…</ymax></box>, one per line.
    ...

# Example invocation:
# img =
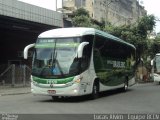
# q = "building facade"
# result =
<box><xmin>63</xmin><ymin>0</ymin><xmax>146</xmax><ymax>26</ymax></box>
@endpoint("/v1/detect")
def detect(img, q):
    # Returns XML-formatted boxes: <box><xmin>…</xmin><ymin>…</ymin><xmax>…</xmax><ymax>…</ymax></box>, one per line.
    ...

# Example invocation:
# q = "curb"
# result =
<box><xmin>0</xmin><ymin>91</ymin><xmax>31</xmax><ymax>96</ymax></box>
<box><xmin>137</xmin><ymin>81</ymin><xmax>154</xmax><ymax>84</ymax></box>
<box><xmin>0</xmin><ymin>86</ymin><xmax>31</xmax><ymax>96</ymax></box>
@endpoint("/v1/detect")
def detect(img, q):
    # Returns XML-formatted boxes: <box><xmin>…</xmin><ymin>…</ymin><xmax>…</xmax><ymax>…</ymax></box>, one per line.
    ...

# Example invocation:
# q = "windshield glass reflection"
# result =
<box><xmin>32</xmin><ymin>37</ymin><xmax>81</xmax><ymax>78</ymax></box>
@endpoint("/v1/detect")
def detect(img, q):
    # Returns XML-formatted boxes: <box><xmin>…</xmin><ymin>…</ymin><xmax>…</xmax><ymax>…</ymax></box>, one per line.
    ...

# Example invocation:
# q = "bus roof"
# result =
<box><xmin>38</xmin><ymin>27</ymin><xmax>135</xmax><ymax>49</ymax></box>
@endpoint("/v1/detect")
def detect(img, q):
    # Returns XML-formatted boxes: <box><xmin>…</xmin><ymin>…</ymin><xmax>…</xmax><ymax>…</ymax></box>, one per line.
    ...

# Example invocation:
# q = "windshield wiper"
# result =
<box><xmin>55</xmin><ymin>59</ymin><xmax>65</xmax><ymax>76</ymax></box>
<box><xmin>50</xmin><ymin>40</ymin><xmax>65</xmax><ymax>77</ymax></box>
<box><xmin>51</xmin><ymin>39</ymin><xmax>57</xmax><ymax>68</ymax></box>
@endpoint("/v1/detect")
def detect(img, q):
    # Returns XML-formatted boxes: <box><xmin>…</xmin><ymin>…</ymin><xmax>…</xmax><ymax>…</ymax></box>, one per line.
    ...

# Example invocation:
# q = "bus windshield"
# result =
<box><xmin>32</xmin><ymin>37</ymin><xmax>81</xmax><ymax>79</ymax></box>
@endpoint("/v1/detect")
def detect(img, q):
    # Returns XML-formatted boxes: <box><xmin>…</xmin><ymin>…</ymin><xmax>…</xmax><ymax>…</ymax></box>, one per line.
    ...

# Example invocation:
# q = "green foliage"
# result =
<box><xmin>72</xmin><ymin>8</ymin><xmax>90</xmax><ymax>17</ymax></box>
<box><xmin>137</xmin><ymin>15</ymin><xmax>155</xmax><ymax>37</ymax></box>
<box><xmin>72</xmin><ymin>15</ymin><xmax>92</xmax><ymax>27</ymax></box>
<box><xmin>71</xmin><ymin>8</ymin><xmax>93</xmax><ymax>27</ymax></box>
<box><xmin>148</xmin><ymin>38</ymin><xmax>160</xmax><ymax>58</ymax></box>
<box><xmin>71</xmin><ymin>8</ymin><xmax>103</xmax><ymax>28</ymax></box>
<box><xmin>71</xmin><ymin>8</ymin><xmax>156</xmax><ymax>61</ymax></box>
<box><xmin>103</xmin><ymin>15</ymin><xmax>156</xmax><ymax>60</ymax></box>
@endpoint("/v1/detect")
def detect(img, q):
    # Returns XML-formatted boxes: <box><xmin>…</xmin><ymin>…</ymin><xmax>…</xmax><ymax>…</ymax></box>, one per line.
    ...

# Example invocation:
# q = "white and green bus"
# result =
<box><xmin>24</xmin><ymin>27</ymin><xmax>136</xmax><ymax>99</ymax></box>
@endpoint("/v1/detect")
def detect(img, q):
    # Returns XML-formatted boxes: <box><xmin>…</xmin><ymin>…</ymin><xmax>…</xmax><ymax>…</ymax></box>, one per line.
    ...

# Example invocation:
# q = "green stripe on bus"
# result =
<box><xmin>32</xmin><ymin>76</ymin><xmax>74</xmax><ymax>84</ymax></box>
<box><xmin>97</xmin><ymin>69</ymin><xmax>134</xmax><ymax>86</ymax></box>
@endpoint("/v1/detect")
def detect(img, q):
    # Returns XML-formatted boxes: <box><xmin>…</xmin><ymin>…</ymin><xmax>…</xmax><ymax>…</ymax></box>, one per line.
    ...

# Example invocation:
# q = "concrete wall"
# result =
<box><xmin>63</xmin><ymin>0</ymin><xmax>146</xmax><ymax>26</ymax></box>
<box><xmin>92</xmin><ymin>0</ymin><xmax>146</xmax><ymax>25</ymax></box>
<box><xmin>0</xmin><ymin>0</ymin><xmax>63</xmax><ymax>27</ymax></box>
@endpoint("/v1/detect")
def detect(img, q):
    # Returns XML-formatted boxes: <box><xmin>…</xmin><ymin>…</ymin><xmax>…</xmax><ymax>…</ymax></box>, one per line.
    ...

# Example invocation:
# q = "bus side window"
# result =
<box><xmin>81</xmin><ymin>35</ymin><xmax>94</xmax><ymax>72</ymax></box>
<box><xmin>93</xmin><ymin>49</ymin><xmax>104</xmax><ymax>70</ymax></box>
<box><xmin>81</xmin><ymin>45</ymin><xmax>90</xmax><ymax>71</ymax></box>
<box><xmin>93</xmin><ymin>35</ymin><xmax>106</xmax><ymax>71</ymax></box>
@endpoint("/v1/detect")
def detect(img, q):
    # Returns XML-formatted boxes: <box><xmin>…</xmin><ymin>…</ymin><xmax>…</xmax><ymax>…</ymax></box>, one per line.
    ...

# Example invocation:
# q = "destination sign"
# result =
<box><xmin>107</xmin><ymin>60</ymin><xmax>125</xmax><ymax>68</ymax></box>
<box><xmin>37</xmin><ymin>39</ymin><xmax>55</xmax><ymax>43</ymax></box>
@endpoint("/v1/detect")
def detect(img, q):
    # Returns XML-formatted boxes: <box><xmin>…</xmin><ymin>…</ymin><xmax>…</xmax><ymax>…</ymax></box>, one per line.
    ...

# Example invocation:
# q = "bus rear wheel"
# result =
<box><xmin>122</xmin><ymin>80</ymin><xmax>128</xmax><ymax>92</ymax></box>
<box><xmin>90</xmin><ymin>82</ymin><xmax>99</xmax><ymax>100</ymax></box>
<box><xmin>120</xmin><ymin>80</ymin><xmax>128</xmax><ymax>92</ymax></box>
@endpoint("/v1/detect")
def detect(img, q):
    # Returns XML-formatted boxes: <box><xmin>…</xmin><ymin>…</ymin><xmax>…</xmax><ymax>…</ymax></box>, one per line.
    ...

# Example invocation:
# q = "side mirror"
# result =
<box><xmin>77</xmin><ymin>42</ymin><xmax>89</xmax><ymax>58</ymax></box>
<box><xmin>24</xmin><ymin>43</ymin><xmax>35</xmax><ymax>59</ymax></box>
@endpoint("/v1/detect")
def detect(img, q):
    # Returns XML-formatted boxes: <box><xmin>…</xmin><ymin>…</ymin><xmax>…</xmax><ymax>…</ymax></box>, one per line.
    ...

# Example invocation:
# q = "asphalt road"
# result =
<box><xmin>0</xmin><ymin>83</ymin><xmax>160</xmax><ymax>120</ymax></box>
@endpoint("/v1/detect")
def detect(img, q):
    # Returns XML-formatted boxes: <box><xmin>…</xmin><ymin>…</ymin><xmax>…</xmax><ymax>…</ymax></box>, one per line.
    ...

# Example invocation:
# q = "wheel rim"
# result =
<box><xmin>93</xmin><ymin>85</ymin><xmax>97</xmax><ymax>94</ymax></box>
<box><xmin>124</xmin><ymin>82</ymin><xmax>128</xmax><ymax>90</ymax></box>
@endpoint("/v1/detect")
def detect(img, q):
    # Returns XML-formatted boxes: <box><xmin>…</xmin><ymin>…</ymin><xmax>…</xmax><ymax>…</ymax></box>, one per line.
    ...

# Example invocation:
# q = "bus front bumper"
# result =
<box><xmin>31</xmin><ymin>82</ymin><xmax>82</xmax><ymax>97</ymax></box>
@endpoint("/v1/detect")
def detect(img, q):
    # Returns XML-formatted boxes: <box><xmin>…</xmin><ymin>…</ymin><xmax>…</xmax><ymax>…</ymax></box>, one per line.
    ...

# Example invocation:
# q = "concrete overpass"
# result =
<box><xmin>0</xmin><ymin>0</ymin><xmax>63</xmax><ymax>65</ymax></box>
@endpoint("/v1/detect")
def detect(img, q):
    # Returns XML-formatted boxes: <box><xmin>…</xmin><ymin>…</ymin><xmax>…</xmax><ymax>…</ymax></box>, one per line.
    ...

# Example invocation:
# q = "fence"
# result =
<box><xmin>0</xmin><ymin>64</ymin><xmax>31</xmax><ymax>87</ymax></box>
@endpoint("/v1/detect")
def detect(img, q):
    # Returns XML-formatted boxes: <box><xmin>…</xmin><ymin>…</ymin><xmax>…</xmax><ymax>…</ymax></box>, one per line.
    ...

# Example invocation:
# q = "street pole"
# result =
<box><xmin>62</xmin><ymin>0</ymin><xmax>64</xmax><ymax>27</ymax></box>
<box><xmin>55</xmin><ymin>0</ymin><xmax>57</xmax><ymax>11</ymax></box>
<box><xmin>23</xmin><ymin>65</ymin><xmax>26</xmax><ymax>86</ymax></box>
<box><xmin>12</xmin><ymin>64</ymin><xmax>15</xmax><ymax>87</ymax></box>
<box><xmin>81</xmin><ymin>0</ymin><xmax>83</xmax><ymax>7</ymax></box>
<box><xmin>138</xmin><ymin>0</ymin><xmax>140</xmax><ymax>22</ymax></box>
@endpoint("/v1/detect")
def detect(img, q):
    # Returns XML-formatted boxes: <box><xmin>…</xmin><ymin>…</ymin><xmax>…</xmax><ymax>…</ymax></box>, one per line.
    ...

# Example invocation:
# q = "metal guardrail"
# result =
<box><xmin>0</xmin><ymin>64</ymin><xmax>31</xmax><ymax>87</ymax></box>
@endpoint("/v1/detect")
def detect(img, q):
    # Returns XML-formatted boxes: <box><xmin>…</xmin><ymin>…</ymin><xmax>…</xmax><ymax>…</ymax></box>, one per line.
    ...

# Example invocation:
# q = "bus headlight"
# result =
<box><xmin>74</xmin><ymin>76</ymin><xmax>83</xmax><ymax>83</ymax></box>
<box><xmin>75</xmin><ymin>78</ymin><xmax>81</xmax><ymax>83</ymax></box>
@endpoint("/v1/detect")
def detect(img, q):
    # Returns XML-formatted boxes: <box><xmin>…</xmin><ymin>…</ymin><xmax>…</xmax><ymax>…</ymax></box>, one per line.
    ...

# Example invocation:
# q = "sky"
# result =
<box><xmin>18</xmin><ymin>0</ymin><xmax>160</xmax><ymax>33</ymax></box>
<box><xmin>142</xmin><ymin>0</ymin><xmax>160</xmax><ymax>33</ymax></box>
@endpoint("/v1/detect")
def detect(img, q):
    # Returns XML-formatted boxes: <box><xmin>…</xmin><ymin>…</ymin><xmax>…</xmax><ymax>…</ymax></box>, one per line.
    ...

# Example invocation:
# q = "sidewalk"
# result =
<box><xmin>0</xmin><ymin>86</ymin><xmax>31</xmax><ymax>96</ymax></box>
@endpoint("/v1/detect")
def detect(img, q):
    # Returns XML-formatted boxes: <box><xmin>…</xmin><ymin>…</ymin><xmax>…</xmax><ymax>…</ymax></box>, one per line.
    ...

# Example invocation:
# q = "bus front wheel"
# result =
<box><xmin>52</xmin><ymin>96</ymin><xmax>59</xmax><ymax>101</ymax></box>
<box><xmin>90</xmin><ymin>81</ymin><xmax>99</xmax><ymax>100</ymax></box>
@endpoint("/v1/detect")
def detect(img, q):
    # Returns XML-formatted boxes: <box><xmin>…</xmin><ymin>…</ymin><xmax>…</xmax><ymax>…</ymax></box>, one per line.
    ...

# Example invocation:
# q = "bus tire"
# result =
<box><xmin>121</xmin><ymin>78</ymin><xmax>128</xmax><ymax>92</ymax></box>
<box><xmin>52</xmin><ymin>96</ymin><xmax>59</xmax><ymax>101</ymax></box>
<box><xmin>90</xmin><ymin>81</ymin><xmax>99</xmax><ymax>100</ymax></box>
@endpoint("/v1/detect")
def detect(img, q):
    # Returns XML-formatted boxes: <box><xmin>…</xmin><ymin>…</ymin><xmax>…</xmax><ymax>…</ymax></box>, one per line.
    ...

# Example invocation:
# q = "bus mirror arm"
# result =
<box><xmin>24</xmin><ymin>43</ymin><xmax>35</xmax><ymax>59</ymax></box>
<box><xmin>77</xmin><ymin>42</ymin><xmax>89</xmax><ymax>58</ymax></box>
<box><xmin>151</xmin><ymin>59</ymin><xmax>154</xmax><ymax>66</ymax></box>
<box><xmin>151</xmin><ymin>60</ymin><xmax>153</xmax><ymax>66</ymax></box>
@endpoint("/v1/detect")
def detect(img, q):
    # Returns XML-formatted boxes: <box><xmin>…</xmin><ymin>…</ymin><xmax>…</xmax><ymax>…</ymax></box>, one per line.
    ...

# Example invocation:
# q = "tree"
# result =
<box><xmin>103</xmin><ymin>15</ymin><xmax>156</xmax><ymax>61</ymax></box>
<box><xmin>71</xmin><ymin>8</ymin><xmax>102</xmax><ymax>29</ymax></box>
<box><xmin>71</xmin><ymin>8</ymin><xmax>92</xmax><ymax>27</ymax></box>
<box><xmin>72</xmin><ymin>15</ymin><xmax>92</xmax><ymax>27</ymax></box>
<box><xmin>71</xmin><ymin>8</ymin><xmax>156</xmax><ymax>61</ymax></box>
<box><xmin>149</xmin><ymin>38</ymin><xmax>160</xmax><ymax>58</ymax></box>
<box><xmin>137</xmin><ymin>15</ymin><xmax>155</xmax><ymax>38</ymax></box>
<box><xmin>131</xmin><ymin>15</ymin><xmax>155</xmax><ymax>60</ymax></box>
<box><xmin>72</xmin><ymin>8</ymin><xmax>90</xmax><ymax>17</ymax></box>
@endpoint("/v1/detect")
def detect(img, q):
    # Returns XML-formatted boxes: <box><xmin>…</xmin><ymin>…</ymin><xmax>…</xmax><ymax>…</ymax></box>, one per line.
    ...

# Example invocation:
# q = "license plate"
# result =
<box><xmin>48</xmin><ymin>90</ymin><xmax>56</xmax><ymax>95</ymax></box>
